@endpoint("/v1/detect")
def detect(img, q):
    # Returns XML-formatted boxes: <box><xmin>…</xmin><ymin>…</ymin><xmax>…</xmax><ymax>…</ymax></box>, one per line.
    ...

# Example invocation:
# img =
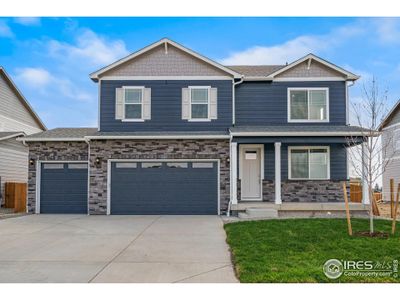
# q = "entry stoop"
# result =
<box><xmin>238</xmin><ymin>208</ymin><xmax>278</xmax><ymax>219</ymax></box>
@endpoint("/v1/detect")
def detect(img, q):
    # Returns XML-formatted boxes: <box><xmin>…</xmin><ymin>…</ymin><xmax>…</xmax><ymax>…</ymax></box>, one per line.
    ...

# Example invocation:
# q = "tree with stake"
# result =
<box><xmin>346</xmin><ymin>77</ymin><xmax>395</xmax><ymax>234</ymax></box>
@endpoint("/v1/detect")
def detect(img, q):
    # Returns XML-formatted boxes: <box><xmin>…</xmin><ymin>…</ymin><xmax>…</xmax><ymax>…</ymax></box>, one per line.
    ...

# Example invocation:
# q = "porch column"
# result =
<box><xmin>361</xmin><ymin>141</ymin><xmax>370</xmax><ymax>204</ymax></box>
<box><xmin>274</xmin><ymin>142</ymin><xmax>282</xmax><ymax>204</ymax></box>
<box><xmin>230</xmin><ymin>142</ymin><xmax>238</xmax><ymax>205</ymax></box>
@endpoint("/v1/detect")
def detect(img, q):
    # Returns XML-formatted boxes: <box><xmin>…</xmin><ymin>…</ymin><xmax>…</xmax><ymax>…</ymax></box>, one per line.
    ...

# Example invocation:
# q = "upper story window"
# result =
<box><xmin>124</xmin><ymin>87</ymin><xmax>144</xmax><ymax>120</ymax></box>
<box><xmin>190</xmin><ymin>86</ymin><xmax>210</xmax><ymax>120</ymax></box>
<box><xmin>288</xmin><ymin>88</ymin><xmax>329</xmax><ymax>122</ymax></box>
<box><xmin>289</xmin><ymin>146</ymin><xmax>330</xmax><ymax>180</ymax></box>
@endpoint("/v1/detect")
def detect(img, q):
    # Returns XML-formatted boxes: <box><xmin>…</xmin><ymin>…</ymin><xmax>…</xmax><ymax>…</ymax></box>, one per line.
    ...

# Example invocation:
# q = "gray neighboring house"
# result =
<box><xmin>380</xmin><ymin>100</ymin><xmax>400</xmax><ymax>201</ymax></box>
<box><xmin>0</xmin><ymin>67</ymin><xmax>46</xmax><ymax>205</ymax></box>
<box><xmin>21</xmin><ymin>38</ymin><xmax>369</xmax><ymax>216</ymax></box>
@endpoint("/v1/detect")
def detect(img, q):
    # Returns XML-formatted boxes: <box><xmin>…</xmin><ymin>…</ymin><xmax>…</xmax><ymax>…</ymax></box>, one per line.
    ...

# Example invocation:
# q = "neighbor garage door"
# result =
<box><xmin>40</xmin><ymin>162</ymin><xmax>88</xmax><ymax>214</ymax></box>
<box><xmin>110</xmin><ymin>161</ymin><xmax>218</xmax><ymax>215</ymax></box>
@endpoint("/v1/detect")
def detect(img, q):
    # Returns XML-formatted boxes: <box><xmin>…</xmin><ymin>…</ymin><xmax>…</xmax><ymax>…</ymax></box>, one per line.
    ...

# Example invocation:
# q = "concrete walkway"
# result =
<box><xmin>0</xmin><ymin>214</ymin><xmax>237</xmax><ymax>283</ymax></box>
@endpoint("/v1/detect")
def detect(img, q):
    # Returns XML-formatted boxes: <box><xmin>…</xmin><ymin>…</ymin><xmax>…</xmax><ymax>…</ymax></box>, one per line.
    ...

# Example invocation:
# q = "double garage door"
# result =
<box><xmin>39</xmin><ymin>161</ymin><xmax>218</xmax><ymax>215</ymax></box>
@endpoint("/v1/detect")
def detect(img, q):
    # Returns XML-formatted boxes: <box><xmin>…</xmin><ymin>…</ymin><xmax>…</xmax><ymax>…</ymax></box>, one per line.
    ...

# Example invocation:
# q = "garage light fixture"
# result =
<box><xmin>95</xmin><ymin>157</ymin><xmax>101</xmax><ymax>166</ymax></box>
<box><xmin>29</xmin><ymin>158</ymin><xmax>35</xmax><ymax>166</ymax></box>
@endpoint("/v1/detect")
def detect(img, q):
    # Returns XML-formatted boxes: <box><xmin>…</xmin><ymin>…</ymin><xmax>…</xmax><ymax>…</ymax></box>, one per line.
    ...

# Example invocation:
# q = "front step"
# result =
<box><xmin>238</xmin><ymin>208</ymin><xmax>278</xmax><ymax>219</ymax></box>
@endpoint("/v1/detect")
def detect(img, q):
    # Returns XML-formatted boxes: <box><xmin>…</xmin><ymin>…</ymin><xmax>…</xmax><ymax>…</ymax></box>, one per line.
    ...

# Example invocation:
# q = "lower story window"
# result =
<box><xmin>289</xmin><ymin>147</ymin><xmax>329</xmax><ymax>180</ymax></box>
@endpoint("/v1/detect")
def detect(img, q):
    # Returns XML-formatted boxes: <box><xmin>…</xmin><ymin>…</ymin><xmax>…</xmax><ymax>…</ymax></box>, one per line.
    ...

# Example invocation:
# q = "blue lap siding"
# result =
<box><xmin>99</xmin><ymin>80</ymin><xmax>232</xmax><ymax>132</ymax></box>
<box><xmin>245</xmin><ymin>142</ymin><xmax>347</xmax><ymax>181</ymax></box>
<box><xmin>235</xmin><ymin>81</ymin><xmax>347</xmax><ymax>126</ymax></box>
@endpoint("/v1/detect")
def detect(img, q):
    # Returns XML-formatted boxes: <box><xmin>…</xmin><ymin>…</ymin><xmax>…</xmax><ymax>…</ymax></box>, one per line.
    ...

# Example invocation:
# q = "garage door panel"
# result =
<box><xmin>111</xmin><ymin>161</ymin><xmax>218</xmax><ymax>215</ymax></box>
<box><xmin>40</xmin><ymin>163</ymin><xmax>88</xmax><ymax>214</ymax></box>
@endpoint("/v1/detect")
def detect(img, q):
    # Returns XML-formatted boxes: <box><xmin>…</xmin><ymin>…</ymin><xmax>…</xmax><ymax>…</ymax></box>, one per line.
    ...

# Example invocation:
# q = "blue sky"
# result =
<box><xmin>1</xmin><ymin>17</ymin><xmax>400</xmax><ymax>129</ymax></box>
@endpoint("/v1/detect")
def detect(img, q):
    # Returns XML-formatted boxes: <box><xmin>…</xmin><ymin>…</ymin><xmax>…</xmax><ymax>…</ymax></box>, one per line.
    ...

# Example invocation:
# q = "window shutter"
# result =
<box><xmin>182</xmin><ymin>88</ymin><xmax>190</xmax><ymax>120</ymax></box>
<box><xmin>115</xmin><ymin>88</ymin><xmax>124</xmax><ymax>120</ymax></box>
<box><xmin>143</xmin><ymin>88</ymin><xmax>151</xmax><ymax>120</ymax></box>
<box><xmin>210</xmin><ymin>88</ymin><xmax>218</xmax><ymax>119</ymax></box>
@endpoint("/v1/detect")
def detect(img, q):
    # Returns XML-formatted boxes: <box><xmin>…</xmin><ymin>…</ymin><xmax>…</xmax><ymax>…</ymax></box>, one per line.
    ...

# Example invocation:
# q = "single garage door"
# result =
<box><xmin>110</xmin><ymin>161</ymin><xmax>218</xmax><ymax>215</ymax></box>
<box><xmin>40</xmin><ymin>162</ymin><xmax>88</xmax><ymax>214</ymax></box>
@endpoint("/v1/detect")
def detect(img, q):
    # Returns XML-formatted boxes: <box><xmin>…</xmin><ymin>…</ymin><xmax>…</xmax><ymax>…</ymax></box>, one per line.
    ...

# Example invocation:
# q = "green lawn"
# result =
<box><xmin>224</xmin><ymin>218</ymin><xmax>400</xmax><ymax>283</ymax></box>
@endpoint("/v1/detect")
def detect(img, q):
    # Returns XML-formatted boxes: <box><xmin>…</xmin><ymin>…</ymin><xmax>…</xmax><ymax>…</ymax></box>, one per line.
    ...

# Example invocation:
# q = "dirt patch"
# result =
<box><xmin>377</xmin><ymin>202</ymin><xmax>400</xmax><ymax>218</ymax></box>
<box><xmin>354</xmin><ymin>231</ymin><xmax>389</xmax><ymax>238</ymax></box>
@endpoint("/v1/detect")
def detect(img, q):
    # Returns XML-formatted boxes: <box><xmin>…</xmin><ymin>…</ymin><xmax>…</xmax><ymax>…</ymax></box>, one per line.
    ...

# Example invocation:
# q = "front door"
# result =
<box><xmin>241</xmin><ymin>147</ymin><xmax>262</xmax><ymax>200</ymax></box>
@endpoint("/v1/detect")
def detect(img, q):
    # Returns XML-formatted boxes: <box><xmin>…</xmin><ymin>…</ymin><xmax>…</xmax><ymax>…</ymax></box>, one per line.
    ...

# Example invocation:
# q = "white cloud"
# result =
<box><xmin>0</xmin><ymin>20</ymin><xmax>13</xmax><ymax>38</ymax></box>
<box><xmin>374</xmin><ymin>17</ymin><xmax>400</xmax><ymax>44</ymax></box>
<box><xmin>47</xmin><ymin>29</ymin><xmax>129</xmax><ymax>66</ymax></box>
<box><xmin>15</xmin><ymin>67</ymin><xmax>93</xmax><ymax>102</ymax></box>
<box><xmin>15</xmin><ymin>67</ymin><xmax>52</xmax><ymax>87</ymax></box>
<box><xmin>220</xmin><ymin>23</ymin><xmax>364</xmax><ymax>65</ymax></box>
<box><xmin>14</xmin><ymin>17</ymin><xmax>41</xmax><ymax>26</ymax></box>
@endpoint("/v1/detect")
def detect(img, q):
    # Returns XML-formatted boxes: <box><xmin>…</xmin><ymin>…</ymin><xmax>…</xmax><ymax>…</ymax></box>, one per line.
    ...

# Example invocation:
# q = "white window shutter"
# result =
<box><xmin>143</xmin><ymin>88</ymin><xmax>151</xmax><ymax>120</ymax></box>
<box><xmin>115</xmin><ymin>88</ymin><xmax>124</xmax><ymax>120</ymax></box>
<box><xmin>210</xmin><ymin>87</ymin><xmax>218</xmax><ymax>119</ymax></box>
<box><xmin>182</xmin><ymin>88</ymin><xmax>190</xmax><ymax>120</ymax></box>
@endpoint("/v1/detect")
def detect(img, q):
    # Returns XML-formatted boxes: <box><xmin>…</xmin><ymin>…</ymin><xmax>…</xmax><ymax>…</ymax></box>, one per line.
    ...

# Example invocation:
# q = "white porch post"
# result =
<box><xmin>361</xmin><ymin>141</ymin><xmax>370</xmax><ymax>204</ymax></box>
<box><xmin>230</xmin><ymin>142</ymin><xmax>238</xmax><ymax>205</ymax></box>
<box><xmin>274</xmin><ymin>142</ymin><xmax>282</xmax><ymax>204</ymax></box>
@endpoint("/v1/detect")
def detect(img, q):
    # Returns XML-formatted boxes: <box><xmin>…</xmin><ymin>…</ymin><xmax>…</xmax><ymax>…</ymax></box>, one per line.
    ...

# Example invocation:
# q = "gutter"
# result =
<box><xmin>230</xmin><ymin>131</ymin><xmax>377</xmax><ymax>137</ymax></box>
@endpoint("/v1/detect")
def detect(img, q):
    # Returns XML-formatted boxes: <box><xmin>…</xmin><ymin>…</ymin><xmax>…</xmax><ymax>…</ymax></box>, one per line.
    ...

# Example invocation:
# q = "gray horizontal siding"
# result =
<box><xmin>100</xmin><ymin>80</ymin><xmax>232</xmax><ymax>132</ymax></box>
<box><xmin>235</xmin><ymin>81</ymin><xmax>347</xmax><ymax>126</ymax></box>
<box><xmin>262</xmin><ymin>142</ymin><xmax>347</xmax><ymax>181</ymax></box>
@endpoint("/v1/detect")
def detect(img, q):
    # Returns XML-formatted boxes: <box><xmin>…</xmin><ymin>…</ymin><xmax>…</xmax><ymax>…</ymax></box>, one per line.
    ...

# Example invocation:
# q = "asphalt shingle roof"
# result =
<box><xmin>23</xmin><ymin>128</ymin><xmax>97</xmax><ymax>140</ymax></box>
<box><xmin>230</xmin><ymin>125</ymin><xmax>368</xmax><ymax>133</ymax></box>
<box><xmin>226</xmin><ymin>65</ymin><xmax>285</xmax><ymax>77</ymax></box>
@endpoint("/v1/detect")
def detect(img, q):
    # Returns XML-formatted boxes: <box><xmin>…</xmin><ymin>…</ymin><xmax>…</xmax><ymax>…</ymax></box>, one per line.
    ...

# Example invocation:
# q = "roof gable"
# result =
<box><xmin>267</xmin><ymin>54</ymin><xmax>359</xmax><ymax>81</ymax></box>
<box><xmin>90</xmin><ymin>38</ymin><xmax>242</xmax><ymax>80</ymax></box>
<box><xmin>0</xmin><ymin>68</ymin><xmax>46</xmax><ymax>131</ymax></box>
<box><xmin>380</xmin><ymin>100</ymin><xmax>400</xmax><ymax>130</ymax></box>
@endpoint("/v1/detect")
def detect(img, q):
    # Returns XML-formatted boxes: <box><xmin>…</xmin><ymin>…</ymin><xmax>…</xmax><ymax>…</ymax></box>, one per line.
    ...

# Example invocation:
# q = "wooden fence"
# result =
<box><xmin>4</xmin><ymin>182</ymin><xmax>27</xmax><ymax>213</ymax></box>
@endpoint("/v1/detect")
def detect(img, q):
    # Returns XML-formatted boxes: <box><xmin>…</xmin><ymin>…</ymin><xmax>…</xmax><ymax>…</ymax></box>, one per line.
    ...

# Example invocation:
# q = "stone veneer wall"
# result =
<box><xmin>237</xmin><ymin>180</ymin><xmax>344</xmax><ymax>203</ymax></box>
<box><xmin>27</xmin><ymin>141</ymin><xmax>89</xmax><ymax>213</ymax></box>
<box><xmin>237</xmin><ymin>179</ymin><xmax>275</xmax><ymax>202</ymax></box>
<box><xmin>281</xmin><ymin>180</ymin><xmax>344</xmax><ymax>202</ymax></box>
<box><xmin>89</xmin><ymin>139</ymin><xmax>230</xmax><ymax>215</ymax></box>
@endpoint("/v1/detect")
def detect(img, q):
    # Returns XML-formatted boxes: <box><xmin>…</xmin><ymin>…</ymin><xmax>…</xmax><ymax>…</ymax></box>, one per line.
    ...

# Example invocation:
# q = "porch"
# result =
<box><xmin>228</xmin><ymin>125</ymin><xmax>370</xmax><ymax>215</ymax></box>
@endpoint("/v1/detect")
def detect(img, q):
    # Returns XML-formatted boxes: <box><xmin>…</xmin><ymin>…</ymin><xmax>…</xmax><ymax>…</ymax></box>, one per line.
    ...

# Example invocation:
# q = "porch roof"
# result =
<box><xmin>229</xmin><ymin>125</ymin><xmax>369</xmax><ymax>137</ymax></box>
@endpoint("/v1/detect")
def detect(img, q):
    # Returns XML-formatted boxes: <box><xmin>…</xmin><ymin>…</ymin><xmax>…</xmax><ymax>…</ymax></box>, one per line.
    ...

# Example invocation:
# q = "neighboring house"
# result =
<box><xmin>379</xmin><ymin>100</ymin><xmax>400</xmax><ymax>201</ymax></box>
<box><xmin>21</xmin><ymin>38</ymin><xmax>367</xmax><ymax>216</ymax></box>
<box><xmin>0</xmin><ymin>67</ymin><xmax>46</xmax><ymax>205</ymax></box>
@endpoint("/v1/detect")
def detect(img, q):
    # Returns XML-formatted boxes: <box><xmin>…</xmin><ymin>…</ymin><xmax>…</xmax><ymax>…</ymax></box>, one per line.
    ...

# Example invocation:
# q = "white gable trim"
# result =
<box><xmin>266</xmin><ymin>54</ymin><xmax>359</xmax><ymax>81</ymax></box>
<box><xmin>379</xmin><ymin>99</ymin><xmax>400</xmax><ymax>131</ymax></box>
<box><xmin>90</xmin><ymin>38</ymin><xmax>242</xmax><ymax>81</ymax></box>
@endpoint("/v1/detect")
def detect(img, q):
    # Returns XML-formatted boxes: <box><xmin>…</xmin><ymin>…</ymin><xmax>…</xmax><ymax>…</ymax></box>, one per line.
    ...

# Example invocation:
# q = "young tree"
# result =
<box><xmin>346</xmin><ymin>77</ymin><xmax>394</xmax><ymax>234</ymax></box>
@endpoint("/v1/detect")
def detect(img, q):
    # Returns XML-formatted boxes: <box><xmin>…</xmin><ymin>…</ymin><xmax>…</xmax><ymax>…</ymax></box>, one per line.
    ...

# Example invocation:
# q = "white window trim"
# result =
<box><xmin>122</xmin><ymin>86</ymin><xmax>145</xmax><ymax>122</ymax></box>
<box><xmin>188</xmin><ymin>86</ymin><xmax>211</xmax><ymax>122</ymax></box>
<box><xmin>288</xmin><ymin>146</ymin><xmax>331</xmax><ymax>180</ymax></box>
<box><xmin>287</xmin><ymin>87</ymin><xmax>330</xmax><ymax>123</ymax></box>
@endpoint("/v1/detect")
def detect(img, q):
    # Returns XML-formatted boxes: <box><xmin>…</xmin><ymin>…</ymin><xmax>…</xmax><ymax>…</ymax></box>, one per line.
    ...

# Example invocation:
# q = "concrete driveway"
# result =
<box><xmin>0</xmin><ymin>215</ymin><xmax>237</xmax><ymax>283</ymax></box>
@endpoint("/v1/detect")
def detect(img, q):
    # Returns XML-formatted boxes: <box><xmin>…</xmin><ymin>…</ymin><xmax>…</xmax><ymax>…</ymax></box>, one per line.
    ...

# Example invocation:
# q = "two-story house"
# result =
<box><xmin>21</xmin><ymin>38</ymin><xmax>369</xmax><ymax>216</ymax></box>
<box><xmin>0</xmin><ymin>67</ymin><xmax>46</xmax><ymax>206</ymax></box>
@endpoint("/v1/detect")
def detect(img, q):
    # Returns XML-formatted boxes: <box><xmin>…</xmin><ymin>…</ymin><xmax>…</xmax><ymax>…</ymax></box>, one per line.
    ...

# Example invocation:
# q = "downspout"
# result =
<box><xmin>346</xmin><ymin>80</ymin><xmax>355</xmax><ymax>125</ymax></box>
<box><xmin>227</xmin><ymin>77</ymin><xmax>244</xmax><ymax>216</ymax></box>
<box><xmin>232</xmin><ymin>76</ymin><xmax>244</xmax><ymax>126</ymax></box>
<box><xmin>84</xmin><ymin>137</ymin><xmax>91</xmax><ymax>216</ymax></box>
